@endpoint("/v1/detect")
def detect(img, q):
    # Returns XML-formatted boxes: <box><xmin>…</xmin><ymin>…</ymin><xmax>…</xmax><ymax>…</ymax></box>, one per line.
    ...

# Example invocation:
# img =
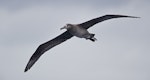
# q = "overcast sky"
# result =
<box><xmin>0</xmin><ymin>0</ymin><xmax>150</xmax><ymax>80</ymax></box>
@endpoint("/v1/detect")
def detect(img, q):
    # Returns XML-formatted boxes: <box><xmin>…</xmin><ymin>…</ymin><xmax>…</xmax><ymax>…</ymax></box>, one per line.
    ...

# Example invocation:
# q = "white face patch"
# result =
<box><xmin>66</xmin><ymin>24</ymin><xmax>71</xmax><ymax>29</ymax></box>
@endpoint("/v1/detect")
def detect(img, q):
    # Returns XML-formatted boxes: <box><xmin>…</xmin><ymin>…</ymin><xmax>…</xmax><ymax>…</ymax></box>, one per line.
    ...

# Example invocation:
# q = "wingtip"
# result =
<box><xmin>24</xmin><ymin>56</ymin><xmax>40</xmax><ymax>72</ymax></box>
<box><xmin>24</xmin><ymin>60</ymin><xmax>33</xmax><ymax>72</ymax></box>
<box><xmin>24</xmin><ymin>69</ymin><xmax>27</xmax><ymax>72</ymax></box>
<box><xmin>24</xmin><ymin>67</ymin><xmax>29</xmax><ymax>72</ymax></box>
<box><xmin>105</xmin><ymin>14</ymin><xmax>140</xmax><ymax>18</ymax></box>
<box><xmin>128</xmin><ymin>16</ymin><xmax>140</xmax><ymax>18</ymax></box>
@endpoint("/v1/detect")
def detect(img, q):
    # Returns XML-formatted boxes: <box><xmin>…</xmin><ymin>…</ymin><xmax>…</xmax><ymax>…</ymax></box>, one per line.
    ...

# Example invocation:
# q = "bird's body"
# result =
<box><xmin>24</xmin><ymin>14</ymin><xmax>139</xmax><ymax>72</ymax></box>
<box><xmin>66</xmin><ymin>24</ymin><xmax>88</xmax><ymax>38</ymax></box>
<box><xmin>62</xmin><ymin>24</ymin><xmax>96</xmax><ymax>41</ymax></box>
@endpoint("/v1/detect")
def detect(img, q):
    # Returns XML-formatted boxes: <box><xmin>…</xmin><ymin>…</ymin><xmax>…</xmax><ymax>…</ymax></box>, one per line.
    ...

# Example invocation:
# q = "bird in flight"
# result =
<box><xmin>24</xmin><ymin>14</ymin><xmax>139</xmax><ymax>72</ymax></box>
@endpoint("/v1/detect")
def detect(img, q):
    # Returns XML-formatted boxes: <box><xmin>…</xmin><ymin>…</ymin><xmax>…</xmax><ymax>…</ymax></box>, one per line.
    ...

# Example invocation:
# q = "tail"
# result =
<box><xmin>89</xmin><ymin>38</ymin><xmax>96</xmax><ymax>42</ymax></box>
<box><xmin>89</xmin><ymin>34</ymin><xmax>97</xmax><ymax>42</ymax></box>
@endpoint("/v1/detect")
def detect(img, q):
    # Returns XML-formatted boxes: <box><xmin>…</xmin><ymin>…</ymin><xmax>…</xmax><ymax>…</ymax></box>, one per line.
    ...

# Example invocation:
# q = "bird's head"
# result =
<box><xmin>60</xmin><ymin>24</ymin><xmax>72</xmax><ymax>30</ymax></box>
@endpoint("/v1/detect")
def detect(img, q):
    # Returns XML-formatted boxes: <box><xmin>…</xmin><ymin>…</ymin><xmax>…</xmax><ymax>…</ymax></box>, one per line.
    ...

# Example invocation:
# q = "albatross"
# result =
<box><xmin>24</xmin><ymin>14</ymin><xmax>139</xmax><ymax>72</ymax></box>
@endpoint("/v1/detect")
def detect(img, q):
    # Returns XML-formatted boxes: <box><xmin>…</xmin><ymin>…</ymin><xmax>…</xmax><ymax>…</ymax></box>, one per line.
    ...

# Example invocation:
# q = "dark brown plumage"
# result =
<box><xmin>24</xmin><ymin>14</ymin><xmax>139</xmax><ymax>72</ymax></box>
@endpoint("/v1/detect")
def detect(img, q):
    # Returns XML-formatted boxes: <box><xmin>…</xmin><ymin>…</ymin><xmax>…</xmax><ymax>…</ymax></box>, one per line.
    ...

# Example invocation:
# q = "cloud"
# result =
<box><xmin>0</xmin><ymin>0</ymin><xmax>150</xmax><ymax>80</ymax></box>
<box><xmin>0</xmin><ymin>0</ymin><xmax>132</xmax><ymax>11</ymax></box>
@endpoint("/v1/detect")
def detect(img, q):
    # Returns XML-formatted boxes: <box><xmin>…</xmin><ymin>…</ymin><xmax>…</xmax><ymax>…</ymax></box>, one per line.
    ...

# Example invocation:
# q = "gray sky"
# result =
<box><xmin>0</xmin><ymin>0</ymin><xmax>150</xmax><ymax>80</ymax></box>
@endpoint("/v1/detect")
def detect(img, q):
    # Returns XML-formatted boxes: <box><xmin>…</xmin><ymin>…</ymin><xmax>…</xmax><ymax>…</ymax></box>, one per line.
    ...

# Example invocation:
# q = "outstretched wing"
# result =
<box><xmin>78</xmin><ymin>14</ymin><xmax>139</xmax><ymax>29</ymax></box>
<box><xmin>24</xmin><ymin>31</ymin><xmax>73</xmax><ymax>72</ymax></box>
